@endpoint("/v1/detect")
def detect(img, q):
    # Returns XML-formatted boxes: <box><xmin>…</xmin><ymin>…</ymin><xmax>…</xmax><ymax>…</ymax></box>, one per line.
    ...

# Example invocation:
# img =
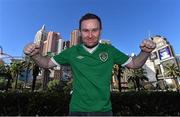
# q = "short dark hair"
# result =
<box><xmin>79</xmin><ymin>13</ymin><xmax>102</xmax><ymax>30</ymax></box>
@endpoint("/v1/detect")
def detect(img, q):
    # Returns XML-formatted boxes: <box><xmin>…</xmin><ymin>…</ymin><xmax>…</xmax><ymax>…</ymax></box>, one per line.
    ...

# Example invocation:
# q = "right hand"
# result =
<box><xmin>23</xmin><ymin>43</ymin><xmax>40</xmax><ymax>56</ymax></box>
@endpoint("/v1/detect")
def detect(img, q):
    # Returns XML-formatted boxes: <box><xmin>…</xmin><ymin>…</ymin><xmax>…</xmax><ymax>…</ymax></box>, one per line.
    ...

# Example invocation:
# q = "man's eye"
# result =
<box><xmin>82</xmin><ymin>30</ymin><xmax>88</xmax><ymax>32</ymax></box>
<box><xmin>92</xmin><ymin>29</ymin><xmax>99</xmax><ymax>32</ymax></box>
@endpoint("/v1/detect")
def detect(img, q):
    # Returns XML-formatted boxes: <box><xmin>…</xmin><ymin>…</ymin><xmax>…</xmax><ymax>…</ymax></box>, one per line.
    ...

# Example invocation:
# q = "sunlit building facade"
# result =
<box><xmin>70</xmin><ymin>29</ymin><xmax>81</xmax><ymax>47</ymax></box>
<box><xmin>34</xmin><ymin>25</ymin><xmax>48</xmax><ymax>54</ymax></box>
<box><xmin>143</xmin><ymin>35</ymin><xmax>179</xmax><ymax>89</ymax></box>
<box><xmin>43</xmin><ymin>31</ymin><xmax>60</xmax><ymax>56</ymax></box>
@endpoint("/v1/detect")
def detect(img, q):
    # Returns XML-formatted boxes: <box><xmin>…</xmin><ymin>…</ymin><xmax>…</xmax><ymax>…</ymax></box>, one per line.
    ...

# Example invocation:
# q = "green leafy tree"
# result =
<box><xmin>11</xmin><ymin>80</ymin><xmax>24</xmax><ymax>90</ymax></box>
<box><xmin>112</xmin><ymin>64</ymin><xmax>124</xmax><ymax>92</ymax></box>
<box><xmin>42</xmin><ymin>54</ymin><xmax>53</xmax><ymax>90</ymax></box>
<box><xmin>0</xmin><ymin>78</ymin><xmax>6</xmax><ymax>90</ymax></box>
<box><xmin>164</xmin><ymin>63</ymin><xmax>180</xmax><ymax>91</ymax></box>
<box><xmin>63</xmin><ymin>79</ymin><xmax>73</xmax><ymax>95</ymax></box>
<box><xmin>31</xmin><ymin>63</ymin><xmax>40</xmax><ymax>92</ymax></box>
<box><xmin>126</xmin><ymin>68</ymin><xmax>148</xmax><ymax>91</ymax></box>
<box><xmin>10</xmin><ymin>61</ymin><xmax>25</xmax><ymax>89</ymax></box>
<box><xmin>47</xmin><ymin>79</ymin><xmax>61</xmax><ymax>92</ymax></box>
<box><xmin>0</xmin><ymin>64</ymin><xmax>13</xmax><ymax>91</ymax></box>
<box><xmin>23</xmin><ymin>56</ymin><xmax>41</xmax><ymax>92</ymax></box>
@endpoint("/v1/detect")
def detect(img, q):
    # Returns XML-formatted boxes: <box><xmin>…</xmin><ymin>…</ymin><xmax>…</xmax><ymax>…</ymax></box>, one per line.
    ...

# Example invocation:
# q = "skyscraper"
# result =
<box><xmin>34</xmin><ymin>25</ymin><xmax>47</xmax><ymax>53</ymax></box>
<box><xmin>42</xmin><ymin>40</ymin><xmax>48</xmax><ymax>56</ymax></box>
<box><xmin>57</xmin><ymin>38</ymin><xmax>64</xmax><ymax>53</ymax></box>
<box><xmin>34</xmin><ymin>25</ymin><xmax>48</xmax><ymax>54</ymax></box>
<box><xmin>43</xmin><ymin>31</ymin><xmax>60</xmax><ymax>56</ymax></box>
<box><xmin>70</xmin><ymin>29</ymin><xmax>81</xmax><ymax>47</ymax></box>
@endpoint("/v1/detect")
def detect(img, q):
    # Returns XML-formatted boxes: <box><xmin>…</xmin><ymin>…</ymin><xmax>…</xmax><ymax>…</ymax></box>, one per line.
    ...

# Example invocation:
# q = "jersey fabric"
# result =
<box><xmin>52</xmin><ymin>43</ymin><xmax>130</xmax><ymax>112</ymax></box>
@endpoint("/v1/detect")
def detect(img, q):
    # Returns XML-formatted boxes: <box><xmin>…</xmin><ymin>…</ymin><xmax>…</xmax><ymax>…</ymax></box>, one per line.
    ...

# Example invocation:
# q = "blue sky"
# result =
<box><xmin>0</xmin><ymin>0</ymin><xmax>180</xmax><ymax>59</ymax></box>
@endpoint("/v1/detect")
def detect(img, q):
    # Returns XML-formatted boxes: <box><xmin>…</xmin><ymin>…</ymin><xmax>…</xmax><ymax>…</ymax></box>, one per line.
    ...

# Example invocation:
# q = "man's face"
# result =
<box><xmin>80</xmin><ymin>19</ymin><xmax>101</xmax><ymax>48</ymax></box>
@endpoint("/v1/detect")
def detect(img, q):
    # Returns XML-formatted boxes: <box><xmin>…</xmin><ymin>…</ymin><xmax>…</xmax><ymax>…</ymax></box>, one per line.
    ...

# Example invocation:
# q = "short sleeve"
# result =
<box><xmin>110</xmin><ymin>46</ymin><xmax>130</xmax><ymax>65</ymax></box>
<box><xmin>51</xmin><ymin>48</ymin><xmax>72</xmax><ymax>65</ymax></box>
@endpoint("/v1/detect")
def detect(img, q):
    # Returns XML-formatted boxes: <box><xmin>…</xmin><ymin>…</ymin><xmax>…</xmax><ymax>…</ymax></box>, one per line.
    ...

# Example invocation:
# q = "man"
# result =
<box><xmin>24</xmin><ymin>13</ymin><xmax>156</xmax><ymax>116</ymax></box>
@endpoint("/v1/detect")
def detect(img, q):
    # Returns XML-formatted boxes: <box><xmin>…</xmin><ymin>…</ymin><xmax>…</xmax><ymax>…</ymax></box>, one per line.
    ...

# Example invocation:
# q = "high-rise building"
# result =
<box><xmin>43</xmin><ymin>31</ymin><xmax>60</xmax><ymax>56</ymax></box>
<box><xmin>34</xmin><ymin>25</ymin><xmax>48</xmax><ymax>54</ymax></box>
<box><xmin>57</xmin><ymin>38</ymin><xmax>64</xmax><ymax>53</ymax></box>
<box><xmin>144</xmin><ymin>35</ymin><xmax>179</xmax><ymax>88</ymax></box>
<box><xmin>70</xmin><ymin>29</ymin><xmax>81</xmax><ymax>47</ymax></box>
<box><xmin>42</xmin><ymin>41</ymin><xmax>48</xmax><ymax>56</ymax></box>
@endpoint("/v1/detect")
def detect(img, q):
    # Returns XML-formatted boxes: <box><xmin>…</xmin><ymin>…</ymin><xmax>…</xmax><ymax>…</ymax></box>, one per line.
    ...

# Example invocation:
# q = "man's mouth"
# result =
<box><xmin>86</xmin><ymin>38</ymin><xmax>95</xmax><ymax>42</ymax></box>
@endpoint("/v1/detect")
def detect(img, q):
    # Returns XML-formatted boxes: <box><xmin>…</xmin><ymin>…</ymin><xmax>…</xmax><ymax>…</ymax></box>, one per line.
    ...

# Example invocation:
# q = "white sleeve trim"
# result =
<box><xmin>51</xmin><ymin>57</ymin><xmax>60</xmax><ymax>66</ymax></box>
<box><xmin>121</xmin><ymin>57</ymin><xmax>132</xmax><ymax>67</ymax></box>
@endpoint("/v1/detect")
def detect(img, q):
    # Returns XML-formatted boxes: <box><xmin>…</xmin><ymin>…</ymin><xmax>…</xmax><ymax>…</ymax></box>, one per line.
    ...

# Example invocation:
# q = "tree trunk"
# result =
<box><xmin>174</xmin><ymin>77</ymin><xmax>179</xmax><ymax>92</ymax></box>
<box><xmin>117</xmin><ymin>67</ymin><xmax>122</xmax><ymax>92</ymax></box>
<box><xmin>15</xmin><ymin>73</ymin><xmax>18</xmax><ymax>89</ymax></box>
<box><xmin>133</xmin><ymin>80</ymin><xmax>137</xmax><ymax>91</ymax></box>
<box><xmin>42</xmin><ymin>69</ymin><xmax>50</xmax><ymax>90</ymax></box>
<box><xmin>25</xmin><ymin>63</ymin><xmax>30</xmax><ymax>88</ymax></box>
<box><xmin>31</xmin><ymin>75</ymin><xmax>37</xmax><ymax>92</ymax></box>
<box><xmin>135</xmin><ymin>78</ymin><xmax>141</xmax><ymax>91</ymax></box>
<box><xmin>5</xmin><ymin>75</ymin><xmax>12</xmax><ymax>92</ymax></box>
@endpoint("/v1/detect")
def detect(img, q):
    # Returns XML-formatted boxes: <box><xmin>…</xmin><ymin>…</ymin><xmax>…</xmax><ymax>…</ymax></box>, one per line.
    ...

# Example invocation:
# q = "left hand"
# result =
<box><xmin>140</xmin><ymin>39</ymin><xmax>156</xmax><ymax>53</ymax></box>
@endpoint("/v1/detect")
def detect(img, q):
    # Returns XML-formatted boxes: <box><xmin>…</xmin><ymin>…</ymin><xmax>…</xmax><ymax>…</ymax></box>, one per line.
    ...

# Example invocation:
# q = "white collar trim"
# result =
<box><xmin>83</xmin><ymin>44</ymin><xmax>99</xmax><ymax>54</ymax></box>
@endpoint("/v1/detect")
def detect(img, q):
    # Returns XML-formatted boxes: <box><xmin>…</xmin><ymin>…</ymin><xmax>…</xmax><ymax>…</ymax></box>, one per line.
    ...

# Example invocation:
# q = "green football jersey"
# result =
<box><xmin>52</xmin><ymin>43</ymin><xmax>129</xmax><ymax>112</ymax></box>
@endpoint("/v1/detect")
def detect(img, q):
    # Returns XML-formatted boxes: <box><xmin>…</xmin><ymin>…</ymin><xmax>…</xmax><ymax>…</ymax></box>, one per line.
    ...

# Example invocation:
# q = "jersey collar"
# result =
<box><xmin>82</xmin><ymin>44</ymin><xmax>99</xmax><ymax>54</ymax></box>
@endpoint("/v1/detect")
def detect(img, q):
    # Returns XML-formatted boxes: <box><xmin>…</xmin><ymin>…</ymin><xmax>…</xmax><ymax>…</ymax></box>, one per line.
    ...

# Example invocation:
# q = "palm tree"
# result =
<box><xmin>24</xmin><ymin>57</ymin><xmax>31</xmax><ymax>88</ymax></box>
<box><xmin>4</xmin><ymin>65</ymin><xmax>13</xmax><ymax>91</ymax></box>
<box><xmin>42</xmin><ymin>53</ymin><xmax>53</xmax><ymax>90</ymax></box>
<box><xmin>0</xmin><ymin>64</ymin><xmax>6</xmax><ymax>76</ymax></box>
<box><xmin>63</xmin><ymin>79</ymin><xmax>73</xmax><ymax>95</ymax></box>
<box><xmin>126</xmin><ymin>68</ymin><xmax>148</xmax><ymax>91</ymax></box>
<box><xmin>24</xmin><ymin>56</ymin><xmax>41</xmax><ymax>92</ymax></box>
<box><xmin>164</xmin><ymin>63</ymin><xmax>180</xmax><ymax>91</ymax></box>
<box><xmin>0</xmin><ymin>64</ymin><xmax>12</xmax><ymax>91</ymax></box>
<box><xmin>31</xmin><ymin>63</ymin><xmax>40</xmax><ymax>92</ymax></box>
<box><xmin>112</xmin><ymin>64</ymin><xmax>125</xmax><ymax>92</ymax></box>
<box><xmin>112</xmin><ymin>64</ymin><xmax>119</xmax><ymax>91</ymax></box>
<box><xmin>10</xmin><ymin>60</ymin><xmax>25</xmax><ymax>90</ymax></box>
<box><xmin>42</xmin><ymin>68</ymin><xmax>50</xmax><ymax>90</ymax></box>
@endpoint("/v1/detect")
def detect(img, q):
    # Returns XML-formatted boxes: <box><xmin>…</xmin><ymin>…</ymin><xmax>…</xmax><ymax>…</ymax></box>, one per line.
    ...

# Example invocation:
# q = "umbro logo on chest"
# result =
<box><xmin>76</xmin><ymin>55</ymin><xmax>84</xmax><ymax>59</ymax></box>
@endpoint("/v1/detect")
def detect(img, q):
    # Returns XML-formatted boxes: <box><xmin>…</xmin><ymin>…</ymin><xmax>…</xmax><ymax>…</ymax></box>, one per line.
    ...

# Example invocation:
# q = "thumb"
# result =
<box><xmin>34</xmin><ymin>43</ymin><xmax>40</xmax><ymax>49</ymax></box>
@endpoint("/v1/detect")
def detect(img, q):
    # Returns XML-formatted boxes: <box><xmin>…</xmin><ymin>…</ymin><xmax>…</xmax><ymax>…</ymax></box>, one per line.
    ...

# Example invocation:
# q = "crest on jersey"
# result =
<box><xmin>99</xmin><ymin>52</ymin><xmax>108</xmax><ymax>62</ymax></box>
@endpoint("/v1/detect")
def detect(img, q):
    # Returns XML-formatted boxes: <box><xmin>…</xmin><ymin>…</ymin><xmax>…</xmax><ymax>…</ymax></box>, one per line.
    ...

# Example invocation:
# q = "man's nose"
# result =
<box><xmin>88</xmin><ymin>31</ymin><xmax>92</xmax><ymax>38</ymax></box>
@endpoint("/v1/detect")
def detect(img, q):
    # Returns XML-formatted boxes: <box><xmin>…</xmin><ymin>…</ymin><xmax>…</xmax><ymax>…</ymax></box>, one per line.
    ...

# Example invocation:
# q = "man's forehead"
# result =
<box><xmin>81</xmin><ymin>19</ymin><xmax>100</xmax><ymax>29</ymax></box>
